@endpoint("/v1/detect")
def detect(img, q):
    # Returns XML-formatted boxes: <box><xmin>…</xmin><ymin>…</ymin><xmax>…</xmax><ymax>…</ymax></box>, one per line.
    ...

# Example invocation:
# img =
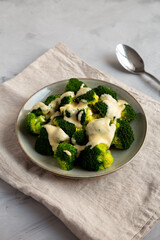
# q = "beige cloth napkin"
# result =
<box><xmin>0</xmin><ymin>43</ymin><xmax>160</xmax><ymax>240</ymax></box>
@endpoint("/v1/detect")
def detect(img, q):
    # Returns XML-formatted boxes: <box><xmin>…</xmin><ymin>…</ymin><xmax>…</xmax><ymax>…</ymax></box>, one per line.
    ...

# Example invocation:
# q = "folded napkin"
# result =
<box><xmin>0</xmin><ymin>43</ymin><xmax>160</xmax><ymax>240</ymax></box>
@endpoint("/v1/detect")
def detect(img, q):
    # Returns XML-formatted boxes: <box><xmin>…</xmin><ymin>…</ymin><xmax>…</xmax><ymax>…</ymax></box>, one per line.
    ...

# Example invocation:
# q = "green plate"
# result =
<box><xmin>16</xmin><ymin>78</ymin><xmax>147</xmax><ymax>178</ymax></box>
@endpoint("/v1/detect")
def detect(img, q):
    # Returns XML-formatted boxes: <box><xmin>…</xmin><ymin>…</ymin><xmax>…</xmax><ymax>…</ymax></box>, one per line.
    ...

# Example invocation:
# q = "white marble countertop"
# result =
<box><xmin>0</xmin><ymin>0</ymin><xmax>160</xmax><ymax>239</ymax></box>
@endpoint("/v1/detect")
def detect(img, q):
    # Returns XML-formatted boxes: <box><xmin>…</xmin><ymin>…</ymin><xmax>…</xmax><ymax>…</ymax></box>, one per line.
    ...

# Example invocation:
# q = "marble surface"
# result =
<box><xmin>0</xmin><ymin>0</ymin><xmax>160</xmax><ymax>239</ymax></box>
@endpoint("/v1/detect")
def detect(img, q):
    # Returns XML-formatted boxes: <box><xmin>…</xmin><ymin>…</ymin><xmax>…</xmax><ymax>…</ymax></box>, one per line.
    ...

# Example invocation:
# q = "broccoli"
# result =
<box><xmin>44</xmin><ymin>94</ymin><xmax>60</xmax><ymax>105</ymax></box>
<box><xmin>31</xmin><ymin>95</ymin><xmax>60</xmax><ymax>116</ymax></box>
<box><xmin>112</xmin><ymin>119</ymin><xmax>134</xmax><ymax>149</ymax></box>
<box><xmin>65</xmin><ymin>78</ymin><xmax>87</xmax><ymax>94</ymax></box>
<box><xmin>53</xmin><ymin>116</ymin><xmax>76</xmax><ymax>137</ymax></box>
<box><xmin>31</xmin><ymin>108</ymin><xmax>43</xmax><ymax>116</ymax></box>
<box><xmin>76</xmin><ymin>89</ymin><xmax>99</xmax><ymax>105</ymax></box>
<box><xmin>25</xmin><ymin>113</ymin><xmax>46</xmax><ymax>135</ymax></box>
<box><xmin>93</xmin><ymin>85</ymin><xmax>117</xmax><ymax>100</ymax></box>
<box><xmin>54</xmin><ymin>142</ymin><xmax>77</xmax><ymax>170</ymax></box>
<box><xmin>59</xmin><ymin>95</ymin><xmax>74</xmax><ymax>108</ymax></box>
<box><xmin>94</xmin><ymin>101</ymin><xmax>108</xmax><ymax>117</ymax></box>
<box><xmin>76</xmin><ymin>108</ymin><xmax>93</xmax><ymax>125</ymax></box>
<box><xmin>121</xmin><ymin>104</ymin><xmax>136</xmax><ymax>122</ymax></box>
<box><xmin>35</xmin><ymin>127</ymin><xmax>53</xmax><ymax>155</ymax></box>
<box><xmin>71</xmin><ymin>129</ymin><xmax>88</xmax><ymax>145</ymax></box>
<box><xmin>78</xmin><ymin>143</ymin><xmax>113</xmax><ymax>171</ymax></box>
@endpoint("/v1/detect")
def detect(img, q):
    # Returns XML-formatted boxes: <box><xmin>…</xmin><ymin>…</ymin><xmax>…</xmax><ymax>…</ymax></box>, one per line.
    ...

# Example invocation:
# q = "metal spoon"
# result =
<box><xmin>116</xmin><ymin>44</ymin><xmax>160</xmax><ymax>85</ymax></box>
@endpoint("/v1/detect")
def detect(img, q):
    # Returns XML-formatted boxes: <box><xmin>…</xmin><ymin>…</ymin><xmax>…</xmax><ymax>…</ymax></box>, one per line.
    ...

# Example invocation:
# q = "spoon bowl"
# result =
<box><xmin>116</xmin><ymin>44</ymin><xmax>159</xmax><ymax>84</ymax></box>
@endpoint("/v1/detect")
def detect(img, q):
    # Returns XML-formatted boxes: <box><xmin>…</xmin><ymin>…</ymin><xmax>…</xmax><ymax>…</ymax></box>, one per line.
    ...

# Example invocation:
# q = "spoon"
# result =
<box><xmin>116</xmin><ymin>44</ymin><xmax>160</xmax><ymax>85</ymax></box>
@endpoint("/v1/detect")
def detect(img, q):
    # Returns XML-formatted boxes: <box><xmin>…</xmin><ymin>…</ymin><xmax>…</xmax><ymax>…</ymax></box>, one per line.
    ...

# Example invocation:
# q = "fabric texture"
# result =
<box><xmin>0</xmin><ymin>43</ymin><xmax>160</xmax><ymax>240</ymax></box>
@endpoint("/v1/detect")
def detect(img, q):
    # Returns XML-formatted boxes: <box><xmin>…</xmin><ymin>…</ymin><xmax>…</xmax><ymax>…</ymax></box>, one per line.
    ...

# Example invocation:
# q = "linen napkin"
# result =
<box><xmin>0</xmin><ymin>43</ymin><xmax>160</xmax><ymax>240</ymax></box>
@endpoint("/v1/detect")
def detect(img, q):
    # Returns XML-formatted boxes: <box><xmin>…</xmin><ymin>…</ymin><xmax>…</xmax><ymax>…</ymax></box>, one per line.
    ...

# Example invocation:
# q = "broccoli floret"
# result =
<box><xmin>71</xmin><ymin>129</ymin><xmax>88</xmax><ymax>145</ymax></box>
<box><xmin>112</xmin><ymin>119</ymin><xmax>134</xmax><ymax>149</ymax></box>
<box><xmin>44</xmin><ymin>94</ymin><xmax>60</xmax><ymax>105</ymax></box>
<box><xmin>31</xmin><ymin>108</ymin><xmax>43</xmax><ymax>116</ymax></box>
<box><xmin>78</xmin><ymin>143</ymin><xmax>113</xmax><ymax>171</ymax></box>
<box><xmin>93</xmin><ymin>85</ymin><xmax>117</xmax><ymax>100</ymax></box>
<box><xmin>65</xmin><ymin>78</ymin><xmax>87</xmax><ymax>94</ymax></box>
<box><xmin>76</xmin><ymin>89</ymin><xmax>99</xmax><ymax>105</ymax></box>
<box><xmin>54</xmin><ymin>142</ymin><xmax>77</xmax><ymax>170</ymax></box>
<box><xmin>32</xmin><ymin>95</ymin><xmax>60</xmax><ymax>116</ymax></box>
<box><xmin>53</xmin><ymin>116</ymin><xmax>76</xmax><ymax>137</ymax></box>
<box><xmin>25</xmin><ymin>113</ymin><xmax>46</xmax><ymax>135</ymax></box>
<box><xmin>94</xmin><ymin>101</ymin><xmax>108</xmax><ymax>117</ymax></box>
<box><xmin>35</xmin><ymin>127</ymin><xmax>53</xmax><ymax>155</ymax></box>
<box><xmin>76</xmin><ymin>108</ymin><xmax>93</xmax><ymax>125</ymax></box>
<box><xmin>59</xmin><ymin>95</ymin><xmax>74</xmax><ymax>108</ymax></box>
<box><xmin>121</xmin><ymin>104</ymin><xmax>136</xmax><ymax>122</ymax></box>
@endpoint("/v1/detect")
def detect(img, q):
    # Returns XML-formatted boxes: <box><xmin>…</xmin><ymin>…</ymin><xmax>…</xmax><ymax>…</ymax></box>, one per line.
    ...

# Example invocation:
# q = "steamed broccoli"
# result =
<box><xmin>31</xmin><ymin>108</ymin><xmax>43</xmax><ymax>116</ymax></box>
<box><xmin>78</xmin><ymin>143</ymin><xmax>113</xmax><ymax>171</ymax></box>
<box><xmin>53</xmin><ymin>116</ymin><xmax>76</xmax><ymax>137</ymax></box>
<box><xmin>31</xmin><ymin>95</ymin><xmax>60</xmax><ymax>116</ymax></box>
<box><xmin>72</xmin><ymin>129</ymin><xmax>88</xmax><ymax>145</ymax></box>
<box><xmin>76</xmin><ymin>89</ymin><xmax>99</xmax><ymax>105</ymax></box>
<box><xmin>25</xmin><ymin>113</ymin><xmax>46</xmax><ymax>135</ymax></box>
<box><xmin>65</xmin><ymin>78</ymin><xmax>87</xmax><ymax>94</ymax></box>
<box><xmin>121</xmin><ymin>104</ymin><xmax>136</xmax><ymax>122</ymax></box>
<box><xmin>54</xmin><ymin>142</ymin><xmax>77</xmax><ymax>170</ymax></box>
<box><xmin>76</xmin><ymin>108</ymin><xmax>93</xmax><ymax>125</ymax></box>
<box><xmin>112</xmin><ymin>119</ymin><xmax>134</xmax><ymax>149</ymax></box>
<box><xmin>35</xmin><ymin>127</ymin><xmax>53</xmax><ymax>155</ymax></box>
<box><xmin>94</xmin><ymin>101</ymin><xmax>108</xmax><ymax>117</ymax></box>
<box><xmin>44</xmin><ymin>94</ymin><xmax>60</xmax><ymax>105</ymax></box>
<box><xmin>93</xmin><ymin>85</ymin><xmax>117</xmax><ymax>100</ymax></box>
<box><xmin>59</xmin><ymin>95</ymin><xmax>74</xmax><ymax>108</ymax></box>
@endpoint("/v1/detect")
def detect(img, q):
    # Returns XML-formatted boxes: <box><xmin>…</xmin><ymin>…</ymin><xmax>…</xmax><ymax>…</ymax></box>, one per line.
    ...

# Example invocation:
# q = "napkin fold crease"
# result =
<box><xmin>0</xmin><ymin>42</ymin><xmax>160</xmax><ymax>240</ymax></box>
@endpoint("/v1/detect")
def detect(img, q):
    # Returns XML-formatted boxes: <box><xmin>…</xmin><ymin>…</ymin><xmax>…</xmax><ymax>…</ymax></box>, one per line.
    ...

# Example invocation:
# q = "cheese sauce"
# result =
<box><xmin>49</xmin><ymin>98</ymin><xmax>60</xmax><ymax>110</ymax></box>
<box><xmin>77</xmin><ymin>110</ymin><xmax>84</xmax><ymax>122</ymax></box>
<box><xmin>76</xmin><ymin>87</ymin><xmax>91</xmax><ymax>97</ymax></box>
<box><xmin>64</xmin><ymin>116</ymin><xmax>82</xmax><ymax>129</ymax></box>
<box><xmin>63</xmin><ymin>150</ymin><xmax>72</xmax><ymax>157</ymax></box>
<box><xmin>60</xmin><ymin>102</ymin><xmax>88</xmax><ymax>128</ymax></box>
<box><xmin>44</xmin><ymin>125</ymin><xmax>70</xmax><ymax>151</ymax></box>
<box><xmin>100</xmin><ymin>94</ymin><xmax>127</xmax><ymax>119</ymax></box>
<box><xmin>31</xmin><ymin>98</ymin><xmax>60</xmax><ymax>117</ymax></box>
<box><xmin>74</xmin><ymin>145</ymin><xmax>86</xmax><ymax>157</ymax></box>
<box><xmin>60</xmin><ymin>91</ymin><xmax>75</xmax><ymax>100</ymax></box>
<box><xmin>31</xmin><ymin>102</ymin><xmax>50</xmax><ymax>115</ymax></box>
<box><xmin>86</xmin><ymin>118</ymin><xmax>116</xmax><ymax>148</ymax></box>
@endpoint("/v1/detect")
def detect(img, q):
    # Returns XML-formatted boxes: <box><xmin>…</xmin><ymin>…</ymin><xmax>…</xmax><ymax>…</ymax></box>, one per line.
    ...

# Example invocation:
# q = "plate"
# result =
<box><xmin>16</xmin><ymin>78</ymin><xmax>147</xmax><ymax>178</ymax></box>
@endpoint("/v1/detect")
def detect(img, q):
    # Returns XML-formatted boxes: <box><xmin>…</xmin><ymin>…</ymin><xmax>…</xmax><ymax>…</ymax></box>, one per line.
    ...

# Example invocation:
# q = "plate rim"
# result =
<box><xmin>16</xmin><ymin>78</ymin><xmax>147</xmax><ymax>179</ymax></box>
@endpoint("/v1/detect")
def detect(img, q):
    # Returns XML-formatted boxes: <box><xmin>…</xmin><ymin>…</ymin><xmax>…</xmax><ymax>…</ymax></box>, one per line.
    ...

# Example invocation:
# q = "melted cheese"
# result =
<box><xmin>44</xmin><ymin>125</ymin><xmax>70</xmax><ymax>151</ymax></box>
<box><xmin>77</xmin><ymin>110</ymin><xmax>84</xmax><ymax>122</ymax></box>
<box><xmin>49</xmin><ymin>98</ymin><xmax>60</xmax><ymax>110</ymax></box>
<box><xmin>118</xmin><ymin>99</ymin><xmax>128</xmax><ymax>105</ymax></box>
<box><xmin>76</xmin><ymin>87</ymin><xmax>91</xmax><ymax>97</ymax></box>
<box><xmin>60</xmin><ymin>102</ymin><xmax>88</xmax><ymax>128</ymax></box>
<box><xmin>75</xmin><ymin>145</ymin><xmax>86</xmax><ymax>157</ymax></box>
<box><xmin>50</xmin><ymin>111</ymin><xmax>61</xmax><ymax>120</ymax></box>
<box><xmin>31</xmin><ymin>98</ymin><xmax>60</xmax><ymax>117</ymax></box>
<box><xmin>31</xmin><ymin>102</ymin><xmax>49</xmax><ymax>115</ymax></box>
<box><xmin>63</xmin><ymin>150</ymin><xmax>72</xmax><ymax>157</ymax></box>
<box><xmin>60</xmin><ymin>91</ymin><xmax>74</xmax><ymax>100</ymax></box>
<box><xmin>100</xmin><ymin>94</ymin><xmax>127</xmax><ymax>119</ymax></box>
<box><xmin>86</xmin><ymin>118</ymin><xmax>116</xmax><ymax>148</ymax></box>
<box><xmin>64</xmin><ymin>116</ymin><xmax>82</xmax><ymax>129</ymax></box>
<box><xmin>60</xmin><ymin>102</ymin><xmax>88</xmax><ymax>114</ymax></box>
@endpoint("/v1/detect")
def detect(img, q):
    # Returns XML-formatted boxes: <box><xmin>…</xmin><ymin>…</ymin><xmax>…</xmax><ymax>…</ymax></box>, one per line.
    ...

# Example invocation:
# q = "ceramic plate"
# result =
<box><xmin>16</xmin><ymin>78</ymin><xmax>147</xmax><ymax>178</ymax></box>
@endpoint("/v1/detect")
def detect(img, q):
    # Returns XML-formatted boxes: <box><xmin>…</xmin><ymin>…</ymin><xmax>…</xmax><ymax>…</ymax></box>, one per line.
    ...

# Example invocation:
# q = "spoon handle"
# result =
<box><xmin>144</xmin><ymin>71</ymin><xmax>160</xmax><ymax>85</ymax></box>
